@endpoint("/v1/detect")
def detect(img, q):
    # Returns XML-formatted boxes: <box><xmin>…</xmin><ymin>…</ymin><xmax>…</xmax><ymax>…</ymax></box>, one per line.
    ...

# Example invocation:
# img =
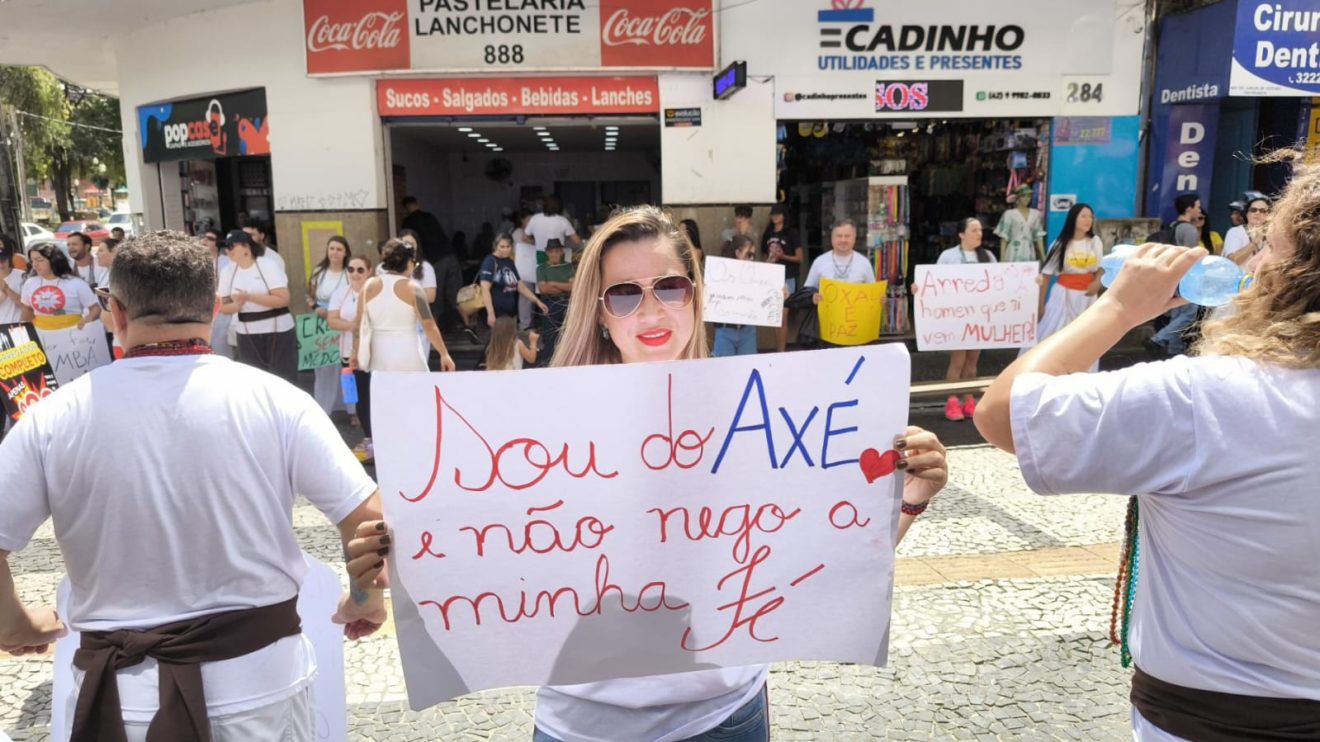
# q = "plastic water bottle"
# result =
<box><xmin>1099</xmin><ymin>244</ymin><xmax>1252</xmax><ymax>307</ymax></box>
<box><xmin>340</xmin><ymin>368</ymin><xmax>358</xmax><ymax>406</ymax></box>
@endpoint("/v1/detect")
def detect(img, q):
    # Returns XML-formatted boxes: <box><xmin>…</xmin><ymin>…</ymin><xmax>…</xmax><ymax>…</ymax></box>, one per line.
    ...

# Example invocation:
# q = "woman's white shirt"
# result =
<box><xmin>220</xmin><ymin>256</ymin><xmax>294</xmax><ymax>335</ymax></box>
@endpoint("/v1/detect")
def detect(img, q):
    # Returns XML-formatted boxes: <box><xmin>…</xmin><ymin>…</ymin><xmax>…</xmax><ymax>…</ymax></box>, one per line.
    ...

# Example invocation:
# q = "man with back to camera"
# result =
<box><xmin>0</xmin><ymin>230</ymin><xmax>388</xmax><ymax>741</ymax></box>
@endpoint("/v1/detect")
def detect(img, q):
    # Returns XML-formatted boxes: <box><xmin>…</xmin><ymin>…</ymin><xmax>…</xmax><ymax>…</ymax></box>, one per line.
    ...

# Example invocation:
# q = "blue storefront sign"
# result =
<box><xmin>1231</xmin><ymin>0</ymin><xmax>1320</xmax><ymax>96</ymax></box>
<box><xmin>1146</xmin><ymin>104</ymin><xmax>1220</xmax><ymax>221</ymax></box>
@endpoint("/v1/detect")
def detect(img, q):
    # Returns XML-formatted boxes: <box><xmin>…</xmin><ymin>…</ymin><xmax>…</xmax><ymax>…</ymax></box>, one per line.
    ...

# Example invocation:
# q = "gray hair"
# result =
<box><xmin>109</xmin><ymin>230</ymin><xmax>216</xmax><ymax>325</ymax></box>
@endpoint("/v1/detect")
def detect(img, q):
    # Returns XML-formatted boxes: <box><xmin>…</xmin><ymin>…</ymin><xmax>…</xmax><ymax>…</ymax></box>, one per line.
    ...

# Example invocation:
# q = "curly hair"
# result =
<box><xmin>1196</xmin><ymin>151</ymin><xmax>1320</xmax><ymax>368</ymax></box>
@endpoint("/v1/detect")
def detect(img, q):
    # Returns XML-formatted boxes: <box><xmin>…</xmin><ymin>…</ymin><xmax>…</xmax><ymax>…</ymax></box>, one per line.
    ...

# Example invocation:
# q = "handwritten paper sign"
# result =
<box><xmin>817</xmin><ymin>278</ymin><xmax>887</xmax><ymax>346</ymax></box>
<box><xmin>35</xmin><ymin>320</ymin><xmax>112</xmax><ymax>386</ymax></box>
<box><xmin>0</xmin><ymin>323</ymin><xmax>59</xmax><ymax>422</ymax></box>
<box><xmin>374</xmin><ymin>345</ymin><xmax>911</xmax><ymax>709</ymax></box>
<box><xmin>914</xmin><ymin>263</ymin><xmax>1039</xmax><ymax>351</ymax></box>
<box><xmin>702</xmin><ymin>257</ymin><xmax>785</xmax><ymax>328</ymax></box>
<box><xmin>296</xmin><ymin>313</ymin><xmax>341</xmax><ymax>371</ymax></box>
<box><xmin>50</xmin><ymin>554</ymin><xmax>347</xmax><ymax>742</ymax></box>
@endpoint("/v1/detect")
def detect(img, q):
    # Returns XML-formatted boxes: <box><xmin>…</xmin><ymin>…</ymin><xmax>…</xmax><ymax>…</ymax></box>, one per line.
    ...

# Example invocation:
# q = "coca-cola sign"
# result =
<box><xmin>303</xmin><ymin>0</ymin><xmax>713</xmax><ymax>76</ymax></box>
<box><xmin>600</xmin><ymin>0</ymin><xmax>715</xmax><ymax>67</ymax></box>
<box><xmin>304</xmin><ymin>0</ymin><xmax>410</xmax><ymax>74</ymax></box>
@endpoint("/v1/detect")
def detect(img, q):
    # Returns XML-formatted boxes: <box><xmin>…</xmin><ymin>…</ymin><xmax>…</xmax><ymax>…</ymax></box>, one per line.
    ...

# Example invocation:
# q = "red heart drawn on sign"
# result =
<box><xmin>859</xmin><ymin>448</ymin><xmax>901</xmax><ymax>483</ymax></box>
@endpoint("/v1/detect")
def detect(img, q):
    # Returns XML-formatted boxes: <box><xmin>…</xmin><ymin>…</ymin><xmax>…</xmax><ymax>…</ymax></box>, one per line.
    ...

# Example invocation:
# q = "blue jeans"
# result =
<box><xmin>713</xmin><ymin>325</ymin><xmax>758</xmax><ymax>357</ymax></box>
<box><xmin>533</xmin><ymin>683</ymin><xmax>770</xmax><ymax>742</ymax></box>
<box><xmin>1152</xmin><ymin>303</ymin><xmax>1198</xmax><ymax>354</ymax></box>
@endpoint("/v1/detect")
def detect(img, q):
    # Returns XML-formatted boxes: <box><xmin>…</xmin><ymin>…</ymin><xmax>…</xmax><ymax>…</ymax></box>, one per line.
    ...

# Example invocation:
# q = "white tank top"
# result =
<box><xmin>364</xmin><ymin>274</ymin><xmax>427</xmax><ymax>372</ymax></box>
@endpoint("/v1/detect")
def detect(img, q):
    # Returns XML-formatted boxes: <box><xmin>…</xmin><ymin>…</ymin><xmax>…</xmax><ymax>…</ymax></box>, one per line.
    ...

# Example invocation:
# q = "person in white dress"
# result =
<box><xmin>933</xmin><ymin>218</ymin><xmax>997</xmax><ymax>421</ymax></box>
<box><xmin>307</xmin><ymin>236</ymin><xmax>350</xmax><ymax>414</ymax></box>
<box><xmin>328</xmin><ymin>254</ymin><xmax>373</xmax><ymax>461</ymax></box>
<box><xmin>1022</xmin><ymin>203</ymin><xmax>1104</xmax><ymax>372</ymax></box>
<box><xmin>512</xmin><ymin>209</ymin><xmax>540</xmax><ymax>330</ymax></box>
<box><xmin>350</xmin><ymin>239</ymin><xmax>455</xmax><ymax>375</ymax></box>
<box><xmin>975</xmin><ymin>154</ymin><xmax>1320</xmax><ymax>739</ymax></box>
<box><xmin>201</xmin><ymin>229</ymin><xmax>235</xmax><ymax>359</ymax></box>
<box><xmin>389</xmin><ymin>230</ymin><xmax>439</xmax><ymax>356</ymax></box>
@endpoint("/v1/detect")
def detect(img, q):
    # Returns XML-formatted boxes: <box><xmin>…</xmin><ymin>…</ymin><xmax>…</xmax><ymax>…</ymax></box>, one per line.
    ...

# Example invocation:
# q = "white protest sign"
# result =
<box><xmin>702</xmin><ymin>256</ymin><xmax>785</xmax><ymax>328</ymax></box>
<box><xmin>35</xmin><ymin>320</ymin><xmax>112</xmax><ymax>386</ymax></box>
<box><xmin>51</xmin><ymin>554</ymin><xmax>348</xmax><ymax>742</ymax></box>
<box><xmin>373</xmin><ymin>345</ymin><xmax>910</xmax><ymax>709</ymax></box>
<box><xmin>913</xmin><ymin>263</ymin><xmax>1039</xmax><ymax>351</ymax></box>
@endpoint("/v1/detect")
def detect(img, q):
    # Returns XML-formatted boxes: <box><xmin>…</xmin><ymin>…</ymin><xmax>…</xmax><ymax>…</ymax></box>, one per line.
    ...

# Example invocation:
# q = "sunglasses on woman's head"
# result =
<box><xmin>599</xmin><ymin>275</ymin><xmax>694</xmax><ymax>319</ymax></box>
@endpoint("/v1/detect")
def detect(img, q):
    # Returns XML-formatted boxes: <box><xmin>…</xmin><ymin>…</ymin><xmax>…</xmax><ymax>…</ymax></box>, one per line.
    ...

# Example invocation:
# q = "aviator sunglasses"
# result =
<box><xmin>599</xmin><ymin>275</ymin><xmax>694</xmax><ymax>318</ymax></box>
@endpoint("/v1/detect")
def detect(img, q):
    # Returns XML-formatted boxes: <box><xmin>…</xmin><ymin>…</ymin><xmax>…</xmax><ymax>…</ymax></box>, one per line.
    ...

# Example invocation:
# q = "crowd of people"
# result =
<box><xmin>0</xmin><ymin>156</ymin><xmax>1315</xmax><ymax>739</ymax></box>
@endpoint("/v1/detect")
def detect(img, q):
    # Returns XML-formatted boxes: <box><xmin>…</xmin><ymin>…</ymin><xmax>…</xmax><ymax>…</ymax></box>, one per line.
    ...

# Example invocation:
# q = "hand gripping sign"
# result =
<box><xmin>373</xmin><ymin>345</ymin><xmax>911</xmax><ymax>709</ymax></box>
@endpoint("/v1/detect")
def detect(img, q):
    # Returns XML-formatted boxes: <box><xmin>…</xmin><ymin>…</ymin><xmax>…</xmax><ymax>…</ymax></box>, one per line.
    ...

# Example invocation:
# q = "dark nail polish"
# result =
<box><xmin>895</xmin><ymin>439</ymin><xmax>907</xmax><ymax>450</ymax></box>
<box><xmin>377</xmin><ymin>547</ymin><xmax>390</xmax><ymax>556</ymax></box>
<box><xmin>375</xmin><ymin>522</ymin><xmax>386</xmax><ymax>531</ymax></box>
<box><xmin>380</xmin><ymin>535</ymin><xmax>392</xmax><ymax>546</ymax></box>
<box><xmin>897</xmin><ymin>459</ymin><xmax>909</xmax><ymax>470</ymax></box>
<box><xmin>374</xmin><ymin>561</ymin><xmax>384</xmax><ymax>570</ymax></box>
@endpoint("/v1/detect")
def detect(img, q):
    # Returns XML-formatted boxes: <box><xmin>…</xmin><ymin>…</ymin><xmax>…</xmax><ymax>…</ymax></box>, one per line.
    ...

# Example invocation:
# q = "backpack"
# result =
<box><xmin>1146</xmin><ymin>221</ymin><xmax>1176</xmax><ymax>244</ymax></box>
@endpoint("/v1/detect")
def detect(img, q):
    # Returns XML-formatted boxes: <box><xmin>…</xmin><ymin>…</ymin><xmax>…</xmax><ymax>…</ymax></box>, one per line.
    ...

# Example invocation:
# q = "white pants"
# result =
<box><xmin>114</xmin><ymin>684</ymin><xmax>313</xmax><ymax>742</ymax></box>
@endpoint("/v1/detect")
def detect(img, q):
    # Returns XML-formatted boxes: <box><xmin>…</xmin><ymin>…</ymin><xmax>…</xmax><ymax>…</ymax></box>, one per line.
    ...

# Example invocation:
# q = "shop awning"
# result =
<box><xmin>0</xmin><ymin>0</ymin><xmax>257</xmax><ymax>94</ymax></box>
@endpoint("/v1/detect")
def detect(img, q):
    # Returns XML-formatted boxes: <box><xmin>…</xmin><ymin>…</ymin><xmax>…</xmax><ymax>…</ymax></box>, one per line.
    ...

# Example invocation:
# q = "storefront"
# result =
<box><xmin>1146</xmin><ymin>0</ymin><xmax>1320</xmax><ymax>227</ymax></box>
<box><xmin>136</xmin><ymin>88</ymin><xmax>273</xmax><ymax>238</ymax></box>
<box><xmin>720</xmin><ymin>0</ymin><xmax>1147</xmax><ymax>335</ymax></box>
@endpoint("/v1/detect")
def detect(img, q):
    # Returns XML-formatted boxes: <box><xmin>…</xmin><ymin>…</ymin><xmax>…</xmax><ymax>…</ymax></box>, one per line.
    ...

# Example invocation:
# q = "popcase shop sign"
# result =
<box><xmin>817</xmin><ymin>3</ymin><xmax>1025</xmax><ymax>73</ymax></box>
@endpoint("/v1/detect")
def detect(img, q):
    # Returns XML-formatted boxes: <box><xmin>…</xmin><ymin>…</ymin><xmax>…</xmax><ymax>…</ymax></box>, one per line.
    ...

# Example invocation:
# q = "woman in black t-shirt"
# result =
<box><xmin>479</xmin><ymin>234</ymin><xmax>546</xmax><ymax>328</ymax></box>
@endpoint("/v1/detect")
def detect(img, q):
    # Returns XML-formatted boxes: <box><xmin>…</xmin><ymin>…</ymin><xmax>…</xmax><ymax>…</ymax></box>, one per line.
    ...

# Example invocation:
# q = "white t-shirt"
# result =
<box><xmin>935</xmin><ymin>246</ymin><xmax>999</xmax><ymax>265</ymax></box>
<box><xmin>263</xmin><ymin>245</ymin><xmax>287</xmax><ymax>272</ymax></box>
<box><xmin>536</xmin><ymin>666</ymin><xmax>768</xmax><ymax>742</ymax></box>
<box><xmin>1010</xmin><ymin>355</ymin><xmax>1320</xmax><ymax>699</ymax></box>
<box><xmin>803</xmin><ymin>250</ymin><xmax>876</xmax><ymax>287</ymax></box>
<box><xmin>1041</xmin><ymin>236</ymin><xmax>1103</xmax><ymax>275</ymax></box>
<box><xmin>1221</xmin><ymin>225</ymin><xmax>1251</xmax><ymax>257</ymax></box>
<box><xmin>20</xmin><ymin>276</ymin><xmax>99</xmax><ymax>317</ymax></box>
<box><xmin>0</xmin><ymin>355</ymin><xmax>377</xmax><ymax>715</ymax></box>
<box><xmin>328</xmin><ymin>283</ymin><xmax>359</xmax><ymax>359</ymax></box>
<box><xmin>0</xmin><ymin>269</ymin><xmax>24</xmax><ymax>324</ymax></box>
<box><xmin>527</xmin><ymin>213</ymin><xmax>578</xmax><ymax>261</ymax></box>
<box><xmin>73</xmin><ymin>261</ymin><xmax>110</xmax><ymax>290</ymax></box>
<box><xmin>310</xmin><ymin>268</ymin><xmax>346</xmax><ymax>309</ymax></box>
<box><xmin>220</xmin><ymin>256</ymin><xmax>294</xmax><ymax>335</ymax></box>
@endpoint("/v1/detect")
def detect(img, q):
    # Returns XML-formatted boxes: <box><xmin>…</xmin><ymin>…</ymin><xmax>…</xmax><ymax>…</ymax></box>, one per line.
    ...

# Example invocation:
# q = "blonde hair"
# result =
<box><xmin>486</xmin><ymin>316</ymin><xmax>519</xmax><ymax>370</ymax></box>
<box><xmin>551</xmin><ymin>206</ymin><xmax>707</xmax><ymax>368</ymax></box>
<box><xmin>1196</xmin><ymin>151</ymin><xmax>1320</xmax><ymax>368</ymax></box>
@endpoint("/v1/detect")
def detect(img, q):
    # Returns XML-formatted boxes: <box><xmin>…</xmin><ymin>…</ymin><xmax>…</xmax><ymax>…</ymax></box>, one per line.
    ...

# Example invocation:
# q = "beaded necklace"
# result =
<box><xmin>1109</xmin><ymin>497</ymin><xmax>1140</xmax><ymax>667</ymax></box>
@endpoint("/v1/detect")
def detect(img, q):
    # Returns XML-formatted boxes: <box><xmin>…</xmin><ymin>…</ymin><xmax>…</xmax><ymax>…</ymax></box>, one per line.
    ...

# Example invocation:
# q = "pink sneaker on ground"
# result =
<box><xmin>944</xmin><ymin>395</ymin><xmax>964</xmax><ymax>421</ymax></box>
<box><xmin>962</xmin><ymin>396</ymin><xmax>977</xmax><ymax>419</ymax></box>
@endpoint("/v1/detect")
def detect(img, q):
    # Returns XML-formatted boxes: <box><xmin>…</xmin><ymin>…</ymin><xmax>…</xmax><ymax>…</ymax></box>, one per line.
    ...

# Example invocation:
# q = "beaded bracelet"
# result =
<box><xmin>900</xmin><ymin>500</ymin><xmax>929</xmax><ymax>517</ymax></box>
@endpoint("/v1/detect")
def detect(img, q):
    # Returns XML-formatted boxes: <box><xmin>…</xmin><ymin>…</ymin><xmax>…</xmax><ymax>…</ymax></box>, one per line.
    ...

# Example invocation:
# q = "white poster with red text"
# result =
<box><xmin>373</xmin><ymin>345</ymin><xmax>910</xmax><ymax>708</ymax></box>
<box><xmin>303</xmin><ymin>0</ymin><xmax>716</xmax><ymax>76</ymax></box>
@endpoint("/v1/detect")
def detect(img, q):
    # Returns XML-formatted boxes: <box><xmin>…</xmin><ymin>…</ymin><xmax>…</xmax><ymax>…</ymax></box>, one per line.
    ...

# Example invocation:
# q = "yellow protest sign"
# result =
<box><xmin>817</xmin><ymin>278</ymin><xmax>887</xmax><ymax>346</ymax></box>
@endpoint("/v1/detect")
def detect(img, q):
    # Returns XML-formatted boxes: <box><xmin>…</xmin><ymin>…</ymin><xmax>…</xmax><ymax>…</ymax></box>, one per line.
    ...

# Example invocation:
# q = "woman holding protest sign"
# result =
<box><xmin>309</xmin><ymin>235</ymin><xmax>351</xmax><ymax>413</ymax></box>
<box><xmin>933</xmin><ymin>218</ymin><xmax>996</xmax><ymax>421</ymax></box>
<box><xmin>346</xmin><ymin>206</ymin><xmax>950</xmax><ymax>742</ymax></box>
<box><xmin>329</xmin><ymin>253</ymin><xmax>374</xmax><ymax>460</ymax></box>
<box><xmin>217</xmin><ymin>230</ymin><xmax>298</xmax><ymax>385</ymax></box>
<box><xmin>975</xmin><ymin>152</ymin><xmax>1320</xmax><ymax>741</ymax></box>
<box><xmin>1026</xmin><ymin>203</ymin><xmax>1104</xmax><ymax>372</ymax></box>
<box><xmin>19</xmin><ymin>243</ymin><xmax>102</xmax><ymax>330</ymax></box>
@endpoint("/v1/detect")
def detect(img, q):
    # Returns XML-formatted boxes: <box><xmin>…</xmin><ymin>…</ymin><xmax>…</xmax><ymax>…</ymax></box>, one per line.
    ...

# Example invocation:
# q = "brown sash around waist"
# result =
<box><xmin>1131</xmin><ymin>666</ymin><xmax>1320</xmax><ymax>741</ymax></box>
<box><xmin>71</xmin><ymin>595</ymin><xmax>301</xmax><ymax>742</ymax></box>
